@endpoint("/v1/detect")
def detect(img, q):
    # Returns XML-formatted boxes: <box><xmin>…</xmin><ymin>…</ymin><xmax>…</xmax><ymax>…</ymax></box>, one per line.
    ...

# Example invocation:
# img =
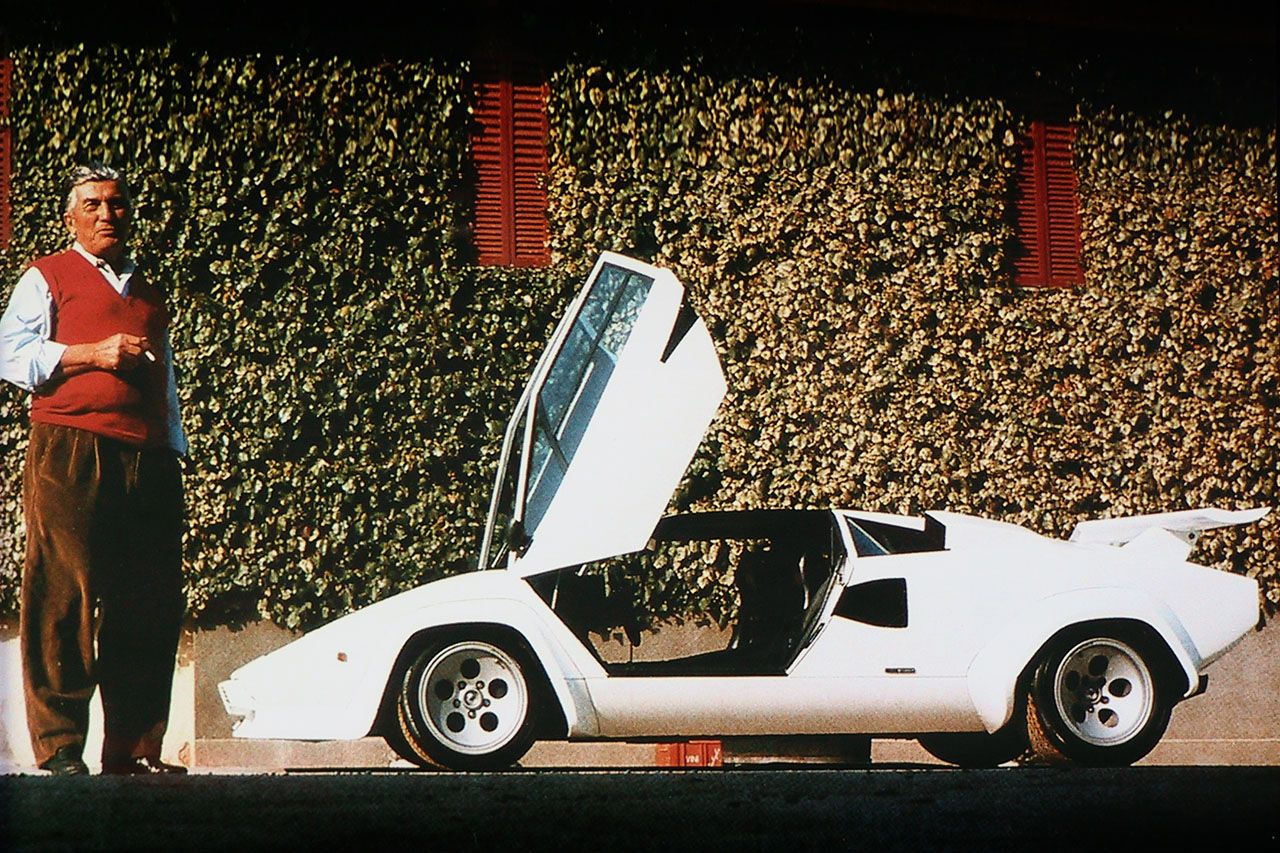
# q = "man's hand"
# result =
<box><xmin>59</xmin><ymin>333</ymin><xmax>155</xmax><ymax>376</ymax></box>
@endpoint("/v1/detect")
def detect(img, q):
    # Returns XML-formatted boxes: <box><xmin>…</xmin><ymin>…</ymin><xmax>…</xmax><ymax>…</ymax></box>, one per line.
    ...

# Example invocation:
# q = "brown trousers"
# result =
<box><xmin>20</xmin><ymin>422</ymin><xmax>185</xmax><ymax>766</ymax></box>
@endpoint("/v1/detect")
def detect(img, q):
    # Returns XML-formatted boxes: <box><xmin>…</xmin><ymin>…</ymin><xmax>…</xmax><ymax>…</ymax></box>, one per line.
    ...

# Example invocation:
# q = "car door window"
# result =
<box><xmin>524</xmin><ymin>265</ymin><xmax>653</xmax><ymax>533</ymax></box>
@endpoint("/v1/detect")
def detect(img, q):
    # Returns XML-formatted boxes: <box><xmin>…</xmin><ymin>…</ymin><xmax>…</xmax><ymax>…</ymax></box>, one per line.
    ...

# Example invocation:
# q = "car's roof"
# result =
<box><xmin>652</xmin><ymin>509</ymin><xmax>834</xmax><ymax>542</ymax></box>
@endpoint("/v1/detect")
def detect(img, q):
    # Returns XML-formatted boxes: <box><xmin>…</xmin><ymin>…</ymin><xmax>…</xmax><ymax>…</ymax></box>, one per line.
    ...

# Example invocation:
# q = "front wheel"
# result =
<box><xmin>1026</xmin><ymin>629</ymin><xmax>1173</xmax><ymax>767</ymax></box>
<box><xmin>396</xmin><ymin>637</ymin><xmax>538</xmax><ymax>771</ymax></box>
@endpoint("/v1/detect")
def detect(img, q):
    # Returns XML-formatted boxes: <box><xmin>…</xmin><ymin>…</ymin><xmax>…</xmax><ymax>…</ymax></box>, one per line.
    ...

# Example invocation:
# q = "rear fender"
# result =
<box><xmin>966</xmin><ymin>589</ymin><xmax>1196</xmax><ymax>733</ymax></box>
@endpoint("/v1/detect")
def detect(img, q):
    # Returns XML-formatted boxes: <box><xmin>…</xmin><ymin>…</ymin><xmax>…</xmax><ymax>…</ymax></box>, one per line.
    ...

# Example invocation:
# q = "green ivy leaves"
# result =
<box><xmin>546</xmin><ymin>63</ymin><xmax>1277</xmax><ymax>618</ymax></box>
<box><xmin>0</xmin><ymin>46</ymin><xmax>561</xmax><ymax>630</ymax></box>
<box><xmin>0</xmin><ymin>42</ymin><xmax>1274</xmax><ymax>634</ymax></box>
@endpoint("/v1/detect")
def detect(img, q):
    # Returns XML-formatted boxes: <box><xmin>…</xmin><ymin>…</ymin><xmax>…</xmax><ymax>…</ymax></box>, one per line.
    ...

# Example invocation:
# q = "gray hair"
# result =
<box><xmin>64</xmin><ymin>163</ymin><xmax>131</xmax><ymax>214</ymax></box>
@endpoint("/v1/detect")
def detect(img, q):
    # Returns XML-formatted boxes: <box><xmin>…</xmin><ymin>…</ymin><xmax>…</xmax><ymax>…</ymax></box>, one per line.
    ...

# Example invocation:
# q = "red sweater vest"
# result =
<box><xmin>29</xmin><ymin>250</ymin><xmax>170</xmax><ymax>448</ymax></box>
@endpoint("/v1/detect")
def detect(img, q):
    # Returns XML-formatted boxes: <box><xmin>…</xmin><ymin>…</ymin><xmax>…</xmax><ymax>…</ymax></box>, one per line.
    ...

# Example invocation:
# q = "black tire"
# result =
<box><xmin>918</xmin><ymin>719</ymin><xmax>1028</xmax><ymax>768</ymax></box>
<box><xmin>1025</xmin><ymin>627</ymin><xmax>1173</xmax><ymax>767</ymax></box>
<box><xmin>396</xmin><ymin>636</ymin><xmax>538</xmax><ymax>771</ymax></box>
<box><xmin>383</xmin><ymin>707</ymin><xmax>434</xmax><ymax>768</ymax></box>
<box><xmin>376</xmin><ymin>642</ymin><xmax>440</xmax><ymax>767</ymax></box>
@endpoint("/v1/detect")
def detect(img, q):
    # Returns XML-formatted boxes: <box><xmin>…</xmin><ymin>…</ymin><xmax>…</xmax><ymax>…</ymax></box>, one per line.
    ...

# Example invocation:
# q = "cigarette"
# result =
<box><xmin>143</xmin><ymin>350</ymin><xmax>157</xmax><ymax>363</ymax></box>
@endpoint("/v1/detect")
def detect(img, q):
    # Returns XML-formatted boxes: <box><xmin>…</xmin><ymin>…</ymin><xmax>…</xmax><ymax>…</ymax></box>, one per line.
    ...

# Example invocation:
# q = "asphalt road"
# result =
<box><xmin>2</xmin><ymin>766</ymin><xmax>1276</xmax><ymax>851</ymax></box>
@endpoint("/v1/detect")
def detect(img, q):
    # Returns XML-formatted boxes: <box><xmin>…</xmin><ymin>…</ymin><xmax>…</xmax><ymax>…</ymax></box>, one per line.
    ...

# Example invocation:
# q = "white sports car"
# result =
<box><xmin>219</xmin><ymin>252</ymin><xmax>1266</xmax><ymax>769</ymax></box>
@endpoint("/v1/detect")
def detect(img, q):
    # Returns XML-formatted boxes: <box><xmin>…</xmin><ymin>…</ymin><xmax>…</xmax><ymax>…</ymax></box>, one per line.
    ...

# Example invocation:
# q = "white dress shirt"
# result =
<box><xmin>0</xmin><ymin>243</ymin><xmax>188</xmax><ymax>454</ymax></box>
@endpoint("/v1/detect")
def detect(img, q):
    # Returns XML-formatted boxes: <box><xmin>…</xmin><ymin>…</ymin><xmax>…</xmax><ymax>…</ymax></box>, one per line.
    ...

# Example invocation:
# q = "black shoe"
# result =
<box><xmin>101</xmin><ymin>756</ymin><xmax>188</xmax><ymax>776</ymax></box>
<box><xmin>41</xmin><ymin>746</ymin><xmax>89</xmax><ymax>776</ymax></box>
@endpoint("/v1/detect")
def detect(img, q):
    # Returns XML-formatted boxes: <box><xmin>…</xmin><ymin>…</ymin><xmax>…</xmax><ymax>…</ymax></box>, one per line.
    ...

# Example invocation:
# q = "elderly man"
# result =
<box><xmin>0</xmin><ymin>163</ymin><xmax>188</xmax><ymax>775</ymax></box>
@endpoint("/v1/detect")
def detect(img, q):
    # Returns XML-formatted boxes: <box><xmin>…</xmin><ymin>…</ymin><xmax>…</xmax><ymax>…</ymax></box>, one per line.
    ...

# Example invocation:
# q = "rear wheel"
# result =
<box><xmin>1026</xmin><ymin>628</ymin><xmax>1173</xmax><ymax>767</ymax></box>
<box><xmin>396</xmin><ymin>637</ymin><xmax>538</xmax><ymax>771</ymax></box>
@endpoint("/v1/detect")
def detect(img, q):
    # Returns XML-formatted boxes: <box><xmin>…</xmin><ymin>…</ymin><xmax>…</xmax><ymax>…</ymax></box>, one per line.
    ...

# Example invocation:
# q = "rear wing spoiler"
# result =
<box><xmin>1069</xmin><ymin>507</ymin><xmax>1270</xmax><ymax>547</ymax></box>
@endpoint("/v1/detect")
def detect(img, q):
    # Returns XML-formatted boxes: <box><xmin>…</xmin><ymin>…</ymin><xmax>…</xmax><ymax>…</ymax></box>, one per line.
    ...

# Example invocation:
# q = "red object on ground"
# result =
<box><xmin>655</xmin><ymin>740</ymin><xmax>723</xmax><ymax>768</ymax></box>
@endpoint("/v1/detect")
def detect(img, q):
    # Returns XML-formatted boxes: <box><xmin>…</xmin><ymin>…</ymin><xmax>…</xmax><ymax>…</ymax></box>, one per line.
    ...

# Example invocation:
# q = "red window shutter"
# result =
<box><xmin>469</xmin><ymin>57</ymin><xmax>549</xmax><ymax>267</ymax></box>
<box><xmin>0</xmin><ymin>57</ymin><xmax>12</xmax><ymax>251</ymax></box>
<box><xmin>1013</xmin><ymin>121</ymin><xmax>1083</xmax><ymax>287</ymax></box>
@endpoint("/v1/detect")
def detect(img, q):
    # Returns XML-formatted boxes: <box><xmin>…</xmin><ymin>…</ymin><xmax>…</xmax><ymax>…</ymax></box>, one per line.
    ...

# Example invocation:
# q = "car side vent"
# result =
<box><xmin>835</xmin><ymin>578</ymin><xmax>908</xmax><ymax>628</ymax></box>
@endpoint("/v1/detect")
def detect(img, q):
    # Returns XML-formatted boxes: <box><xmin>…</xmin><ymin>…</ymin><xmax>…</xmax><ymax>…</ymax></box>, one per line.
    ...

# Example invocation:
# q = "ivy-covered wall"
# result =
<box><xmin>545</xmin><ymin>65</ymin><xmax>1277</xmax><ymax>623</ymax></box>
<box><xmin>0</xmin><ymin>18</ymin><xmax>1274</xmax><ymax>631</ymax></box>
<box><xmin>0</xmin><ymin>46</ymin><xmax>566</xmax><ymax>628</ymax></box>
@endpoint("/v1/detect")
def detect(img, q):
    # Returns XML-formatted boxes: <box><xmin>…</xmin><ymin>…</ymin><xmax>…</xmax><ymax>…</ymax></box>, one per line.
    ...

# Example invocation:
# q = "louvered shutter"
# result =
<box><xmin>470</xmin><ymin>57</ymin><xmax>549</xmax><ymax>267</ymax></box>
<box><xmin>0</xmin><ymin>58</ymin><xmax>12</xmax><ymax>250</ymax></box>
<box><xmin>1013</xmin><ymin>121</ymin><xmax>1083</xmax><ymax>287</ymax></box>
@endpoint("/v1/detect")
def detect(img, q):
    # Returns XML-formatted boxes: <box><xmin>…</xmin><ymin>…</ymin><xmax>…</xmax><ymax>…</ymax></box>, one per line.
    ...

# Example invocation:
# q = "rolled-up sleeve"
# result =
<box><xmin>0</xmin><ymin>267</ymin><xmax>67</xmax><ymax>392</ymax></box>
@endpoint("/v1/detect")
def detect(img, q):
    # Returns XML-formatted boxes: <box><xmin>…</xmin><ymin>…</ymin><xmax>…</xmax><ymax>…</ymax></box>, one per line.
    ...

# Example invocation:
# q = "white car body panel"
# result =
<box><xmin>219</xmin><ymin>253</ymin><xmax>1265</xmax><ymax>761</ymax></box>
<box><xmin>583</xmin><ymin>672</ymin><xmax>973</xmax><ymax>737</ymax></box>
<box><xmin>221</xmin><ymin>501</ymin><xmax>1261</xmax><ymax>743</ymax></box>
<box><xmin>964</xmin><ymin>588</ymin><xmax>1195</xmax><ymax>733</ymax></box>
<box><xmin>221</xmin><ymin>573</ymin><xmax>608</xmax><ymax>740</ymax></box>
<box><xmin>486</xmin><ymin>252</ymin><xmax>727</xmax><ymax>578</ymax></box>
<box><xmin>512</xmin><ymin>286</ymin><xmax>725</xmax><ymax>576</ymax></box>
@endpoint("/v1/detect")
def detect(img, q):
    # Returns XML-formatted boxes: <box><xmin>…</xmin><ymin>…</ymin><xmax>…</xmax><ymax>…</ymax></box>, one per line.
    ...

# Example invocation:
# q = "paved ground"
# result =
<box><xmin>2</xmin><ymin>766</ymin><xmax>1277</xmax><ymax>851</ymax></box>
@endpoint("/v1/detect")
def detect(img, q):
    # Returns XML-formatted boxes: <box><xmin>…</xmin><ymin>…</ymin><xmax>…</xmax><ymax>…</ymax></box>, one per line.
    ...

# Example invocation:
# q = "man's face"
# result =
<box><xmin>64</xmin><ymin>180</ymin><xmax>131</xmax><ymax>262</ymax></box>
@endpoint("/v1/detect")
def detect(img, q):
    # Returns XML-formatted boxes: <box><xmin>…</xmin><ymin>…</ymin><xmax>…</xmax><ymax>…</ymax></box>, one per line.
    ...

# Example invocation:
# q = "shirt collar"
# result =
<box><xmin>72</xmin><ymin>242</ymin><xmax>136</xmax><ymax>277</ymax></box>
